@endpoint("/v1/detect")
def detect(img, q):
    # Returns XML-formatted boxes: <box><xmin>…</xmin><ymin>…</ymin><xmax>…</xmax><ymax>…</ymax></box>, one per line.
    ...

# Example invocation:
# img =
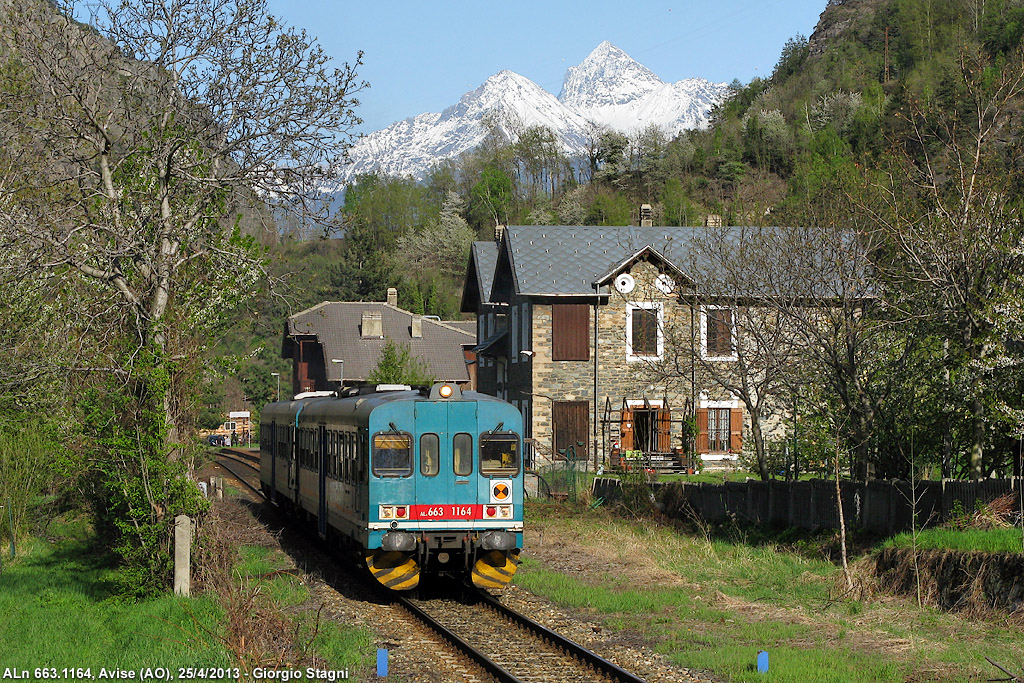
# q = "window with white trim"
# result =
<box><xmin>700</xmin><ymin>305</ymin><xmax>737</xmax><ymax>360</ymax></box>
<box><xmin>626</xmin><ymin>302</ymin><xmax>663</xmax><ymax>361</ymax></box>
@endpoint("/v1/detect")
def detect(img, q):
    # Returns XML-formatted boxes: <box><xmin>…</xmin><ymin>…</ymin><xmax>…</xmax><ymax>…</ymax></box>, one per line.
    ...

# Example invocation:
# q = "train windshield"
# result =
<box><xmin>372</xmin><ymin>433</ymin><xmax>412</xmax><ymax>477</ymax></box>
<box><xmin>480</xmin><ymin>433</ymin><xmax>520</xmax><ymax>476</ymax></box>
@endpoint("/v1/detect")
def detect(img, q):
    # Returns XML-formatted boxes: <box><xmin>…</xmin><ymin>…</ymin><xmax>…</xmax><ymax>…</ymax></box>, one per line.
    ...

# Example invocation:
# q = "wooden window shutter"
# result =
<box><xmin>696</xmin><ymin>408</ymin><xmax>709</xmax><ymax>453</ymax></box>
<box><xmin>552</xmin><ymin>304</ymin><xmax>589</xmax><ymax>361</ymax></box>
<box><xmin>657</xmin><ymin>408</ymin><xmax>672</xmax><ymax>452</ymax></box>
<box><xmin>729</xmin><ymin>408</ymin><xmax>743</xmax><ymax>452</ymax></box>
<box><xmin>619</xmin><ymin>408</ymin><xmax>634</xmax><ymax>450</ymax></box>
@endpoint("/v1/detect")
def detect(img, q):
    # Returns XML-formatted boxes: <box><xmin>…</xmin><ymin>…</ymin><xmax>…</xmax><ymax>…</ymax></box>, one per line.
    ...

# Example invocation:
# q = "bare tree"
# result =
<box><xmin>0</xmin><ymin>0</ymin><xmax>365</xmax><ymax>440</ymax></box>
<box><xmin>860</xmin><ymin>49</ymin><xmax>1024</xmax><ymax>480</ymax></box>
<box><xmin>760</xmin><ymin>224</ymin><xmax>912</xmax><ymax>480</ymax></box>
<box><xmin>680</xmin><ymin>226</ymin><xmax>802</xmax><ymax>480</ymax></box>
<box><xmin>0</xmin><ymin>0</ymin><xmax>365</xmax><ymax>591</ymax></box>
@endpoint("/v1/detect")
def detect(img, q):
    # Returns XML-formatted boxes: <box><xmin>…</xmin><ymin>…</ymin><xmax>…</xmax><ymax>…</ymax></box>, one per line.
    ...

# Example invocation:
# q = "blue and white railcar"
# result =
<box><xmin>259</xmin><ymin>382</ymin><xmax>523</xmax><ymax>590</ymax></box>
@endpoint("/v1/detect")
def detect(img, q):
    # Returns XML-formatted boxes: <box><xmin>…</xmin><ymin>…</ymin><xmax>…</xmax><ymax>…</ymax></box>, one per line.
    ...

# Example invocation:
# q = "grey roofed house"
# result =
<box><xmin>460</xmin><ymin>240</ymin><xmax>502</xmax><ymax>312</ymax></box>
<box><xmin>483</xmin><ymin>224</ymin><xmax>856</xmax><ymax>303</ymax></box>
<box><xmin>282</xmin><ymin>294</ymin><xmax>475</xmax><ymax>396</ymax></box>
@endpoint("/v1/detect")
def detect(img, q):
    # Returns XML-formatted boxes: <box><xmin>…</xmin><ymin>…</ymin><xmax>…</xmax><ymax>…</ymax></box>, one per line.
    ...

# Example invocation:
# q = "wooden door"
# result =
<box><xmin>553</xmin><ymin>401</ymin><xmax>589</xmax><ymax>462</ymax></box>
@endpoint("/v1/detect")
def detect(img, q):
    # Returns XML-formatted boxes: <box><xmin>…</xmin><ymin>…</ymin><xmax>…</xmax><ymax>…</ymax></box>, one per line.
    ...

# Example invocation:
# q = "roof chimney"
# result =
<box><xmin>361</xmin><ymin>311</ymin><xmax>383</xmax><ymax>338</ymax></box>
<box><xmin>494</xmin><ymin>224</ymin><xmax>505</xmax><ymax>243</ymax></box>
<box><xmin>639</xmin><ymin>204</ymin><xmax>653</xmax><ymax>227</ymax></box>
<box><xmin>411</xmin><ymin>315</ymin><xmax>423</xmax><ymax>338</ymax></box>
<box><xmin>704</xmin><ymin>214</ymin><xmax>723</xmax><ymax>228</ymax></box>
<box><xmin>386</xmin><ymin>287</ymin><xmax>398</xmax><ymax>307</ymax></box>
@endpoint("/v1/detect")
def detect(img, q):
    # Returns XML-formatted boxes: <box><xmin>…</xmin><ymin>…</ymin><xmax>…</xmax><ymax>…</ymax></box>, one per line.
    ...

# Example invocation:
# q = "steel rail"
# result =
<box><xmin>396</xmin><ymin>595</ymin><xmax>521</xmax><ymax>683</ymax></box>
<box><xmin>213</xmin><ymin>456</ymin><xmax>265</xmax><ymax>498</ymax></box>
<box><xmin>476</xmin><ymin>591</ymin><xmax>649</xmax><ymax>683</ymax></box>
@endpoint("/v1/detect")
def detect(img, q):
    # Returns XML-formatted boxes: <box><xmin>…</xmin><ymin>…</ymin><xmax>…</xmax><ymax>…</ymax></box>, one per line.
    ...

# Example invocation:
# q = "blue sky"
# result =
<box><xmin>273</xmin><ymin>1</ymin><xmax>827</xmax><ymax>135</ymax></box>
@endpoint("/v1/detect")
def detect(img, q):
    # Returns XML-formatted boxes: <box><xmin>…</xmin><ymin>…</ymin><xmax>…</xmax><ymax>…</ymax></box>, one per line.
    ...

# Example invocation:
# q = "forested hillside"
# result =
<box><xmin>3</xmin><ymin>0</ymin><xmax>1024</xmax><ymax>594</ymax></box>
<box><xmin>229</xmin><ymin>0</ymin><xmax>1024</xmax><ymax>482</ymax></box>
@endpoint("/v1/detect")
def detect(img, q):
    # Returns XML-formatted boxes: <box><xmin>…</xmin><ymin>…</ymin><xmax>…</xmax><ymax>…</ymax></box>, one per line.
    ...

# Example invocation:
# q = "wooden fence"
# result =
<box><xmin>592</xmin><ymin>477</ymin><xmax>1023</xmax><ymax>535</ymax></box>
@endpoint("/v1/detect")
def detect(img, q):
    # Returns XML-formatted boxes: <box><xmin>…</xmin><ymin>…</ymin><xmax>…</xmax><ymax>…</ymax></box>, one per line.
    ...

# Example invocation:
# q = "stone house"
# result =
<box><xmin>282</xmin><ymin>288</ymin><xmax>476</xmax><ymax>397</ymax></box>
<box><xmin>462</xmin><ymin>225</ymin><xmax>787</xmax><ymax>471</ymax></box>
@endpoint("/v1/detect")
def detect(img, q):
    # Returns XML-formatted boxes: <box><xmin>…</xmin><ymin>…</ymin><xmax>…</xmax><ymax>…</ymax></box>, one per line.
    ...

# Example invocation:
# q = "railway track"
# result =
<box><xmin>207</xmin><ymin>448</ymin><xmax>657</xmax><ymax>682</ymax></box>
<box><xmin>399</xmin><ymin>585</ymin><xmax>648</xmax><ymax>683</ymax></box>
<box><xmin>210</xmin><ymin>447</ymin><xmax>263</xmax><ymax>498</ymax></box>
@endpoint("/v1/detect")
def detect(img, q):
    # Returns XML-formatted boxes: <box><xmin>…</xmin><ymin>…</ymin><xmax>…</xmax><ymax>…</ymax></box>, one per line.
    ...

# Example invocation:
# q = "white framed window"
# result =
<box><xmin>700</xmin><ymin>305</ymin><xmax>737</xmax><ymax>361</ymax></box>
<box><xmin>626</xmin><ymin>302</ymin><xmax>663</xmax><ymax>361</ymax></box>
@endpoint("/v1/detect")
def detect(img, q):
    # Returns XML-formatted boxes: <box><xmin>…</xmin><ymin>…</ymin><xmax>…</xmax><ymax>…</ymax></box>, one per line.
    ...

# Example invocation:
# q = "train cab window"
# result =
<box><xmin>420</xmin><ymin>433</ymin><xmax>439</xmax><ymax>476</ymax></box>
<box><xmin>480</xmin><ymin>433</ymin><xmax>520</xmax><ymax>477</ymax></box>
<box><xmin>453</xmin><ymin>433</ymin><xmax>473</xmax><ymax>476</ymax></box>
<box><xmin>373</xmin><ymin>433</ymin><xmax>412</xmax><ymax>477</ymax></box>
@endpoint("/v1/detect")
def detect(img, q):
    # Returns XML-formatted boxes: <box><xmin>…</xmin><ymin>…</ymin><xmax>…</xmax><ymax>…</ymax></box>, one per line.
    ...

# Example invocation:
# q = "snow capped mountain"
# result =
<box><xmin>340</xmin><ymin>42</ymin><xmax>729</xmax><ymax>183</ymax></box>
<box><xmin>560</xmin><ymin>41</ymin><xmax>664</xmax><ymax>108</ymax></box>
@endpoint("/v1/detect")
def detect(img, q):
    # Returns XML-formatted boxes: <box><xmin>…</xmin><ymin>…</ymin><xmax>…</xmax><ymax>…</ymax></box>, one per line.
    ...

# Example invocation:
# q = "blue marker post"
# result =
<box><xmin>757</xmin><ymin>650</ymin><xmax>769</xmax><ymax>673</ymax></box>
<box><xmin>376</xmin><ymin>648</ymin><xmax>388</xmax><ymax>677</ymax></box>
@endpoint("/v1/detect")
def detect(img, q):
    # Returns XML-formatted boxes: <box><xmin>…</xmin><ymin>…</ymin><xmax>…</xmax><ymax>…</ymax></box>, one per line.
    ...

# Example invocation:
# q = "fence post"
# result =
<box><xmin>6</xmin><ymin>499</ymin><xmax>13</xmax><ymax>559</ymax></box>
<box><xmin>174</xmin><ymin>514</ymin><xmax>191</xmax><ymax>597</ymax></box>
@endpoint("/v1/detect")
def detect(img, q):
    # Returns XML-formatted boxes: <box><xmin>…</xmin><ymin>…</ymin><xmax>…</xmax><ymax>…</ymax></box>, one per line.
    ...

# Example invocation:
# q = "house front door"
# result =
<box><xmin>553</xmin><ymin>401</ymin><xmax>588</xmax><ymax>463</ymax></box>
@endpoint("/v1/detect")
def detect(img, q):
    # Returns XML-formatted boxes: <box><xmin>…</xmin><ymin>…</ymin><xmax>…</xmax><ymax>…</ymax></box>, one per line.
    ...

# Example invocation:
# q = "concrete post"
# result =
<box><xmin>174</xmin><ymin>514</ymin><xmax>191</xmax><ymax>597</ymax></box>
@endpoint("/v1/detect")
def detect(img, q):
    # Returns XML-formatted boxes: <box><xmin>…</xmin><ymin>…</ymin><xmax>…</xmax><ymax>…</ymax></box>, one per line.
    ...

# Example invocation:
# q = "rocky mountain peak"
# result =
<box><xmin>559</xmin><ymin>41</ymin><xmax>662</xmax><ymax>108</ymax></box>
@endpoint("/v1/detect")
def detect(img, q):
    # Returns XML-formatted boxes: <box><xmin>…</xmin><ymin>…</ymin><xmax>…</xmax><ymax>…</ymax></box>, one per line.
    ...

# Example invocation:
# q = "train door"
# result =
<box><xmin>270</xmin><ymin>421</ymin><xmax>277</xmax><ymax>502</ymax></box>
<box><xmin>318</xmin><ymin>424</ymin><xmax>327</xmax><ymax>539</ymax></box>
<box><xmin>288</xmin><ymin>424</ymin><xmax>298</xmax><ymax>503</ymax></box>
<box><xmin>413</xmin><ymin>401</ymin><xmax>479</xmax><ymax>514</ymax></box>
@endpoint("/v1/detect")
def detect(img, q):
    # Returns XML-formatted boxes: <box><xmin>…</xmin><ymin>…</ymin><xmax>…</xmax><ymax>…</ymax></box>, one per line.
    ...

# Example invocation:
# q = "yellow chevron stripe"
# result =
<box><xmin>366</xmin><ymin>551</ymin><xmax>421</xmax><ymax>591</ymax></box>
<box><xmin>471</xmin><ymin>551</ymin><xmax>520</xmax><ymax>589</ymax></box>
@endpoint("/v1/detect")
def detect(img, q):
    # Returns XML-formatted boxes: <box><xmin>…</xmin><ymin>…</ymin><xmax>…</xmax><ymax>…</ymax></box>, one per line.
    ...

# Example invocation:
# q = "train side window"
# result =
<box><xmin>329</xmin><ymin>432</ymin><xmax>337</xmax><ymax>478</ymax></box>
<box><xmin>420</xmin><ymin>433</ymin><xmax>439</xmax><ymax>477</ymax></box>
<box><xmin>348</xmin><ymin>432</ymin><xmax>355</xmax><ymax>482</ymax></box>
<box><xmin>373</xmin><ymin>433</ymin><xmax>412</xmax><ymax>477</ymax></box>
<box><xmin>453</xmin><ymin>433</ymin><xmax>473</xmax><ymax>476</ymax></box>
<box><xmin>344</xmin><ymin>432</ymin><xmax>352</xmax><ymax>481</ymax></box>
<box><xmin>480</xmin><ymin>432</ymin><xmax>520</xmax><ymax>477</ymax></box>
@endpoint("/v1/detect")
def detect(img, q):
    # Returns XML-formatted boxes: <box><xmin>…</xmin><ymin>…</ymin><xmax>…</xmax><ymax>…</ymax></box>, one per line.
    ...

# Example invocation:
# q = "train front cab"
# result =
<box><xmin>366</xmin><ymin>384</ymin><xmax>524</xmax><ymax>591</ymax></box>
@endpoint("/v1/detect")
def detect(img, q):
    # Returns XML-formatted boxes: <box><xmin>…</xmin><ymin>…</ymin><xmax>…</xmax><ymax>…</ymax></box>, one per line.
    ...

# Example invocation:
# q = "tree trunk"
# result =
<box><xmin>970</xmin><ymin>395</ymin><xmax>985</xmax><ymax>480</ymax></box>
<box><xmin>751</xmin><ymin>414</ymin><xmax>769</xmax><ymax>481</ymax></box>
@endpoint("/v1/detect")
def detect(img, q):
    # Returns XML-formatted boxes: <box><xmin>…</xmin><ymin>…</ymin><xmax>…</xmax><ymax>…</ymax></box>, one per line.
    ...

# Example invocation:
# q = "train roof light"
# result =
<box><xmin>429</xmin><ymin>383</ymin><xmax>461</xmax><ymax>400</ymax></box>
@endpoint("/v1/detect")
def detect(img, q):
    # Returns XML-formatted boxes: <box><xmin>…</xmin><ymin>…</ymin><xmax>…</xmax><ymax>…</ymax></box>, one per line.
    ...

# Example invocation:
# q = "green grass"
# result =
<box><xmin>0</xmin><ymin>529</ymin><xmax>228</xmax><ymax>669</ymax></box>
<box><xmin>0</xmin><ymin>511</ymin><xmax>374</xmax><ymax>676</ymax></box>
<box><xmin>519</xmin><ymin>502</ymin><xmax>1024</xmax><ymax>682</ymax></box>
<box><xmin>882</xmin><ymin>526</ymin><xmax>1024</xmax><ymax>553</ymax></box>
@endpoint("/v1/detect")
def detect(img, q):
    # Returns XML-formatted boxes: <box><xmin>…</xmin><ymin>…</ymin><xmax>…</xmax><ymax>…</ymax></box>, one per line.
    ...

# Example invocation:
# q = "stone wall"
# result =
<box><xmin>875</xmin><ymin>547</ymin><xmax>1024</xmax><ymax>614</ymax></box>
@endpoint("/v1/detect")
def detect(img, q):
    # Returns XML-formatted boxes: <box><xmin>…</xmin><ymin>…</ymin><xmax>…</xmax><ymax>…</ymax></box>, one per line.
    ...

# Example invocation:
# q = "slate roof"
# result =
<box><xmin>284</xmin><ymin>302</ymin><xmax>474</xmax><ymax>382</ymax></box>
<box><xmin>460</xmin><ymin>241</ymin><xmax>501</xmax><ymax>312</ymax></box>
<box><xmin>493</xmin><ymin>225</ymin><xmax>823</xmax><ymax>300</ymax></box>
<box><xmin>495</xmin><ymin>225</ymin><xmax>706</xmax><ymax>298</ymax></box>
<box><xmin>442</xmin><ymin>320</ymin><xmax>477</xmax><ymax>336</ymax></box>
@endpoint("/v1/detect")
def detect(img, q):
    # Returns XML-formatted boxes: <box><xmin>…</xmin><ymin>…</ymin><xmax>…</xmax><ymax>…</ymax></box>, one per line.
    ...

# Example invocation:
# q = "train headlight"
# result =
<box><xmin>439</xmin><ymin>384</ymin><xmax>453</xmax><ymax>398</ymax></box>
